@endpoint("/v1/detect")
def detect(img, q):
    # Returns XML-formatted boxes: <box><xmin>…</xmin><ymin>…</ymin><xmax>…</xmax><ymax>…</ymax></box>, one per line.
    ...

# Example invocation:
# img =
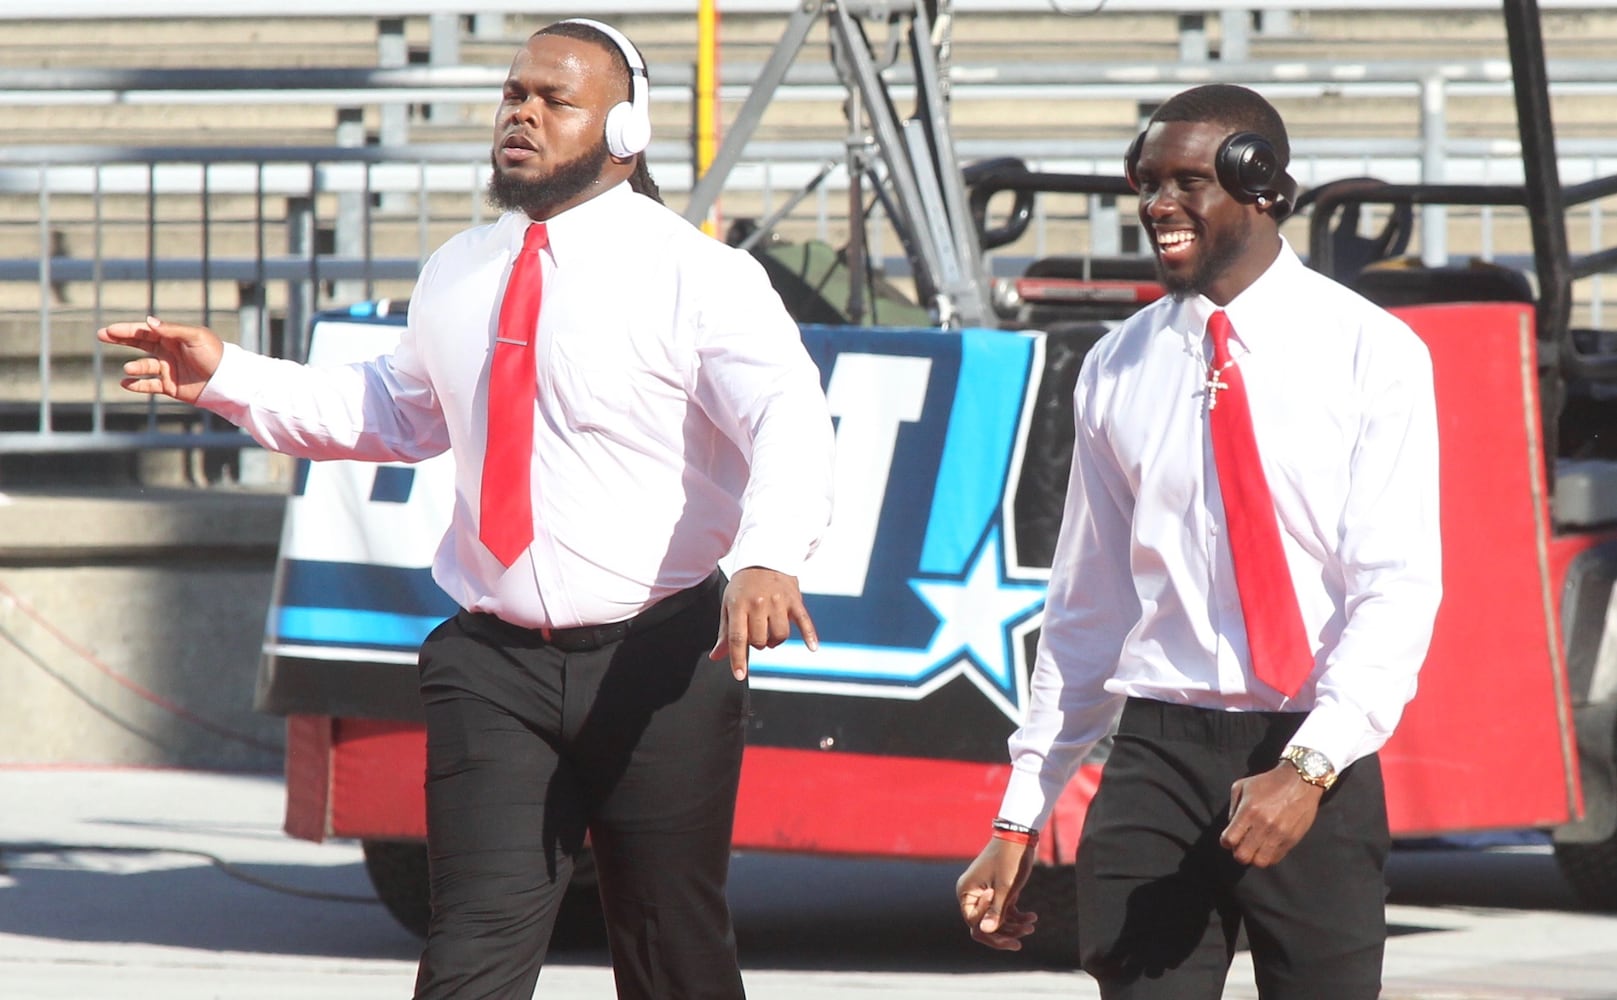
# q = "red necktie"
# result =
<box><xmin>1206</xmin><ymin>310</ymin><xmax>1314</xmax><ymax>697</ymax></box>
<box><xmin>479</xmin><ymin>221</ymin><xmax>547</xmax><ymax>566</ymax></box>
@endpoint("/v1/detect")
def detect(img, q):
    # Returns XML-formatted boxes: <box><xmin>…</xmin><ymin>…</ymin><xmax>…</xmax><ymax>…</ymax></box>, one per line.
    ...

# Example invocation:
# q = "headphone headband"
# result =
<box><xmin>555</xmin><ymin>18</ymin><xmax>651</xmax><ymax>158</ymax></box>
<box><xmin>557</xmin><ymin>17</ymin><xmax>646</xmax><ymax>76</ymax></box>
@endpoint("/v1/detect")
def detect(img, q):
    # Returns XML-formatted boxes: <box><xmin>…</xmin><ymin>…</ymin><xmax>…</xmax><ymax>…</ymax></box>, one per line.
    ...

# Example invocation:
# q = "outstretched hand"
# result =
<box><xmin>97</xmin><ymin>315</ymin><xmax>224</xmax><ymax>405</ymax></box>
<box><xmin>708</xmin><ymin>566</ymin><xmax>818</xmax><ymax>680</ymax></box>
<box><xmin>957</xmin><ymin>837</ymin><xmax>1039</xmax><ymax>950</ymax></box>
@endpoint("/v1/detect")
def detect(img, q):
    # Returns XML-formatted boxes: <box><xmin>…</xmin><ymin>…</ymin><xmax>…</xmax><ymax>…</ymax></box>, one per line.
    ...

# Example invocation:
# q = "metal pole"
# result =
<box><xmin>37</xmin><ymin>163</ymin><xmax>51</xmax><ymax>435</ymax></box>
<box><xmin>684</xmin><ymin>0</ymin><xmax>822</xmax><ymax>226</ymax></box>
<box><xmin>427</xmin><ymin>12</ymin><xmax>461</xmax><ymax>124</ymax></box>
<box><xmin>827</xmin><ymin>2</ymin><xmax>947</xmax><ymax>318</ymax></box>
<box><xmin>285</xmin><ymin>196</ymin><xmax>315</xmax><ymax>364</ymax></box>
<box><xmin>1092</xmin><ymin>193</ymin><xmax>1120</xmax><ymax>257</ymax></box>
<box><xmin>1179</xmin><ymin>13</ymin><xmax>1209</xmax><ymax>63</ymax></box>
<box><xmin>333</xmin><ymin>108</ymin><xmax>367</xmax><ymax>306</ymax></box>
<box><xmin>1502</xmin><ymin>0</ymin><xmax>1567</xmax><ymax>461</ymax></box>
<box><xmin>1420</xmin><ymin>74</ymin><xmax>1448</xmax><ymax>267</ymax></box>
<box><xmin>235</xmin><ymin>279</ymin><xmax>275</xmax><ymax>485</ymax></box>
<box><xmin>906</xmin><ymin>0</ymin><xmax>989</xmax><ymax>326</ymax></box>
<box><xmin>92</xmin><ymin>166</ymin><xmax>105</xmax><ymax>434</ymax></box>
<box><xmin>377</xmin><ymin>16</ymin><xmax>410</xmax><ymax>214</ymax></box>
<box><xmin>377</xmin><ymin>18</ymin><xmax>410</xmax><ymax>148</ymax></box>
<box><xmin>1220</xmin><ymin>9</ymin><xmax>1250</xmax><ymax>63</ymax></box>
<box><xmin>695</xmin><ymin>0</ymin><xmax>721</xmax><ymax>236</ymax></box>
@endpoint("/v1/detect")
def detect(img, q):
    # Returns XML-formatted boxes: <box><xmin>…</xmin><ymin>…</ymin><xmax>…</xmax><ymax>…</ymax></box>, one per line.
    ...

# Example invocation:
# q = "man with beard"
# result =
<box><xmin>956</xmin><ymin>84</ymin><xmax>1442</xmax><ymax>998</ymax></box>
<box><xmin>98</xmin><ymin>19</ymin><xmax>833</xmax><ymax>1000</ymax></box>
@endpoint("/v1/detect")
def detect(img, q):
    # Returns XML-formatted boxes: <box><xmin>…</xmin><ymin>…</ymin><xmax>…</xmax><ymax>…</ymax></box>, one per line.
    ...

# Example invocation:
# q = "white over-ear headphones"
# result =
<box><xmin>558</xmin><ymin>18</ymin><xmax>651</xmax><ymax>159</ymax></box>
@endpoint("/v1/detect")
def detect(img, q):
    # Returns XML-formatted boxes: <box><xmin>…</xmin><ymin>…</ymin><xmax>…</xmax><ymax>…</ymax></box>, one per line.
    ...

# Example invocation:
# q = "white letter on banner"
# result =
<box><xmin>799</xmin><ymin>353</ymin><xmax>933</xmax><ymax>597</ymax></box>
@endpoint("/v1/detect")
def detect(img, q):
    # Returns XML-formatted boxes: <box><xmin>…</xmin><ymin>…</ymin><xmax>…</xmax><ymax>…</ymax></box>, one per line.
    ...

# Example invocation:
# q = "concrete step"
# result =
<box><xmin>0</xmin><ymin>17</ymin><xmax>386</xmax><ymax>69</ymax></box>
<box><xmin>0</xmin><ymin>106</ymin><xmax>363</xmax><ymax>149</ymax></box>
<box><xmin>2</xmin><ymin>4</ymin><xmax>1609</xmax><ymax>190</ymax></box>
<box><xmin>0</xmin><ymin>306</ymin><xmax>243</xmax><ymax>356</ymax></box>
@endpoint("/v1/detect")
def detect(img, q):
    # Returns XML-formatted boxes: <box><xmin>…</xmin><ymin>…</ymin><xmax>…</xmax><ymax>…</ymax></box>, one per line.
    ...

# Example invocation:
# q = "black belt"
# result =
<box><xmin>470</xmin><ymin>571</ymin><xmax>723</xmax><ymax>654</ymax></box>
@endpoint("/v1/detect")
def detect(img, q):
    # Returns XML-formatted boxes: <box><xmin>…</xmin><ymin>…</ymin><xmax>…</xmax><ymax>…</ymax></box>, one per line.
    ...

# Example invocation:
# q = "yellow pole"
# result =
<box><xmin>696</xmin><ymin>0</ymin><xmax>721</xmax><ymax>237</ymax></box>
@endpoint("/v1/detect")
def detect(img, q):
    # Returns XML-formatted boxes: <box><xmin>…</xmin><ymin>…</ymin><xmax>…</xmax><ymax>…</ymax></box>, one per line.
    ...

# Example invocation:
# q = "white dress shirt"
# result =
<box><xmin>200</xmin><ymin>182</ymin><xmax>835</xmax><ymax>629</ymax></box>
<box><xmin>999</xmin><ymin>241</ymin><xmax>1443</xmax><ymax>830</ymax></box>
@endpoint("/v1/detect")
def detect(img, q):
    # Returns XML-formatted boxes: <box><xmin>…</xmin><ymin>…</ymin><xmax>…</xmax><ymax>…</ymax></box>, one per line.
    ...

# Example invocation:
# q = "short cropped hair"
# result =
<box><xmin>1148</xmin><ymin>84</ymin><xmax>1290</xmax><ymax>169</ymax></box>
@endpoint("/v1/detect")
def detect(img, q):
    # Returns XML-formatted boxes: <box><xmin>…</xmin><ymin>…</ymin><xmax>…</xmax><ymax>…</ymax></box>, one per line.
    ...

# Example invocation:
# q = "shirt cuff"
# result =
<box><xmin>996</xmin><ymin>762</ymin><xmax>1062</xmax><ymax>831</ymax></box>
<box><xmin>1287</xmin><ymin>700</ymin><xmax>1382</xmax><ymax>774</ymax></box>
<box><xmin>729</xmin><ymin>528</ymin><xmax>813</xmax><ymax>578</ymax></box>
<box><xmin>196</xmin><ymin>343</ymin><xmax>255</xmax><ymax>412</ymax></box>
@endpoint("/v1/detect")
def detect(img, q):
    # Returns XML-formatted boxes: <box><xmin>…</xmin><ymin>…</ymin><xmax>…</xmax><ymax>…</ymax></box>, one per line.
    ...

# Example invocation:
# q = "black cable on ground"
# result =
<box><xmin>0</xmin><ymin>620</ymin><xmax>184</xmax><ymax>754</ymax></box>
<box><xmin>0</xmin><ymin>841</ymin><xmax>379</xmax><ymax>905</ymax></box>
<box><xmin>0</xmin><ymin>579</ymin><xmax>284</xmax><ymax>757</ymax></box>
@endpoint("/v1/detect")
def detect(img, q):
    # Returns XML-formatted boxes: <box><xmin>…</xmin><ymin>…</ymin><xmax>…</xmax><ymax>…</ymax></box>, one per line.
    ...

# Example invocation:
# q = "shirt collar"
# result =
<box><xmin>503</xmin><ymin>180</ymin><xmax>635</xmax><ymax>268</ymax></box>
<box><xmin>1174</xmin><ymin>238</ymin><xmax>1303</xmax><ymax>353</ymax></box>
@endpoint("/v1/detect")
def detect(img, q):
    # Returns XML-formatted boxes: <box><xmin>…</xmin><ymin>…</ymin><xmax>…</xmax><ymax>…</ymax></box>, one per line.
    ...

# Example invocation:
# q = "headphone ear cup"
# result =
<box><xmin>603</xmin><ymin>101</ymin><xmax>633</xmax><ymax>158</ymax></box>
<box><xmin>603</xmin><ymin>99</ymin><xmax>651</xmax><ymax>158</ymax></box>
<box><xmin>619</xmin><ymin>99</ymin><xmax>651</xmax><ymax>157</ymax></box>
<box><xmin>1216</xmin><ymin>131</ymin><xmax>1281</xmax><ymax>202</ymax></box>
<box><xmin>1124</xmin><ymin>131</ymin><xmax>1145</xmax><ymax>191</ymax></box>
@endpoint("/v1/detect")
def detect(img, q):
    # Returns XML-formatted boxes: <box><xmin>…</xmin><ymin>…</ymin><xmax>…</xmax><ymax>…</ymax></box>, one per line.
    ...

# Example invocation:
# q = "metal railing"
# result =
<box><xmin>5</xmin><ymin>0</ymin><xmax>1616</xmax><ymax>17</ymax></box>
<box><xmin>7</xmin><ymin>144</ymin><xmax>1616</xmax><ymax>457</ymax></box>
<box><xmin>8</xmin><ymin>43</ymin><xmax>1617</xmax><ymax>455</ymax></box>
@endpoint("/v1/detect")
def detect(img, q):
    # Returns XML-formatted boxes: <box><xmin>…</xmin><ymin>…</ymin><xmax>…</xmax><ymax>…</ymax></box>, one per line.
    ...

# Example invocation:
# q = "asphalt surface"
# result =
<box><xmin>3</xmin><ymin>767</ymin><xmax>1617</xmax><ymax>999</ymax></box>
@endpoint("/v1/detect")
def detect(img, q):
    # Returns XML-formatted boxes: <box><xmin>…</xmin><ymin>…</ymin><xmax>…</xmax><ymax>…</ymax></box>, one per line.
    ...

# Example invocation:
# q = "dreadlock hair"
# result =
<box><xmin>1148</xmin><ymin>84</ymin><xmax>1291</xmax><ymax>171</ymax></box>
<box><xmin>535</xmin><ymin>20</ymin><xmax>664</xmax><ymax>205</ymax></box>
<box><xmin>629</xmin><ymin>157</ymin><xmax>664</xmax><ymax>204</ymax></box>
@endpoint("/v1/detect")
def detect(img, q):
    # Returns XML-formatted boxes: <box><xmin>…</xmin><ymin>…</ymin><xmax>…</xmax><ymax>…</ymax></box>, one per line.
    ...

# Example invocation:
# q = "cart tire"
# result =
<box><xmin>1554</xmin><ymin>836</ymin><xmax>1617</xmax><ymax>910</ymax></box>
<box><xmin>1014</xmin><ymin>863</ymin><xmax>1083</xmax><ymax>967</ymax></box>
<box><xmin>360</xmin><ymin>839</ymin><xmax>607</xmax><ymax>946</ymax></box>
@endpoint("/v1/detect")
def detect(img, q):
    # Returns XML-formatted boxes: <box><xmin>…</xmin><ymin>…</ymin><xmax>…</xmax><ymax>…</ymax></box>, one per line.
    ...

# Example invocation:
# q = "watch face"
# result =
<box><xmin>1285</xmin><ymin>746</ymin><xmax>1335</xmax><ymax>785</ymax></box>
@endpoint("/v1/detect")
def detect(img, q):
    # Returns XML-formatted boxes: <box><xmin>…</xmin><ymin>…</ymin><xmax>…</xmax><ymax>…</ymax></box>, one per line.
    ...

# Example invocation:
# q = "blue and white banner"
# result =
<box><xmin>757</xmin><ymin>325</ymin><xmax>1049</xmax><ymax>722</ymax></box>
<box><xmin>263</xmin><ymin>311</ymin><xmax>1053</xmax><ymax>726</ymax></box>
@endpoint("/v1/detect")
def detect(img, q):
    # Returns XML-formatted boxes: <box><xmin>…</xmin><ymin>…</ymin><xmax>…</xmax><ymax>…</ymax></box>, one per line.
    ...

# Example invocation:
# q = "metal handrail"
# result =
<box><xmin>4</xmin><ymin>0</ymin><xmax>1616</xmax><ymax>19</ymax></box>
<box><xmin>9</xmin><ymin>58</ymin><xmax>1617</xmax><ymax>104</ymax></box>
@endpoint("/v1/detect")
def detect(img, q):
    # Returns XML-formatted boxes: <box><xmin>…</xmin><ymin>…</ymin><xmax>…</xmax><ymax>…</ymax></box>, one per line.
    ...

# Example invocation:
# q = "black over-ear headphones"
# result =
<box><xmin>1125</xmin><ymin>129</ymin><xmax>1298</xmax><ymax>218</ymax></box>
<box><xmin>558</xmin><ymin>18</ymin><xmax>651</xmax><ymax>159</ymax></box>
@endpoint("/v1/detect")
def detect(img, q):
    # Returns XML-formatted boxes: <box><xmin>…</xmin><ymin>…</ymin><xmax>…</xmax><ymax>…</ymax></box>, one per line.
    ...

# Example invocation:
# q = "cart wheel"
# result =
<box><xmin>1013</xmin><ymin>863</ymin><xmax>1082</xmax><ymax>967</ymax></box>
<box><xmin>360</xmin><ymin>839</ymin><xmax>606</xmax><ymax>946</ymax></box>
<box><xmin>1554</xmin><ymin>835</ymin><xmax>1617</xmax><ymax>910</ymax></box>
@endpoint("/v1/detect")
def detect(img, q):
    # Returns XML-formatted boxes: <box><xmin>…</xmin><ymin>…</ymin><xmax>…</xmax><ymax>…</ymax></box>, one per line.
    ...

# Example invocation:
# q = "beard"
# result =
<box><xmin>1158</xmin><ymin>211</ymin><xmax>1252</xmax><ymax>298</ymax></box>
<box><xmin>486</xmin><ymin>138</ymin><xmax>611</xmax><ymax>220</ymax></box>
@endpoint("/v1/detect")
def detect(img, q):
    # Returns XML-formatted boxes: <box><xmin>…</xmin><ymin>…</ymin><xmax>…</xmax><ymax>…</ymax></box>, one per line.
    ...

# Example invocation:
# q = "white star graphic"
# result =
<box><xmin>909</xmin><ymin>529</ymin><xmax>1047</xmax><ymax>718</ymax></box>
<box><xmin>744</xmin><ymin>527</ymin><xmax>1046</xmax><ymax>723</ymax></box>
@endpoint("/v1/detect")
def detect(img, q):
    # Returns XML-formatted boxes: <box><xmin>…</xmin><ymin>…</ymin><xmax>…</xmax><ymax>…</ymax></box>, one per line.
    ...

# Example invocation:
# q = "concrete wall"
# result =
<box><xmin>0</xmin><ymin>488</ymin><xmax>288</xmax><ymax>771</ymax></box>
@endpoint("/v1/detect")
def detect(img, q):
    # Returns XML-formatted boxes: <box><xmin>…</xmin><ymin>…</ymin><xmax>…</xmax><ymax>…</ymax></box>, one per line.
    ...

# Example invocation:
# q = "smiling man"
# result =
<box><xmin>98</xmin><ymin>18</ymin><xmax>834</xmax><ymax>1000</ymax></box>
<box><xmin>956</xmin><ymin>84</ymin><xmax>1443</xmax><ymax>998</ymax></box>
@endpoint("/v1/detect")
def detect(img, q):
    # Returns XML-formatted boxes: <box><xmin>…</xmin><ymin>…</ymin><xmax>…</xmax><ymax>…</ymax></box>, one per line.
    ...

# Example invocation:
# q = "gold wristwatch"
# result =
<box><xmin>1280</xmin><ymin>745</ymin><xmax>1338</xmax><ymax>789</ymax></box>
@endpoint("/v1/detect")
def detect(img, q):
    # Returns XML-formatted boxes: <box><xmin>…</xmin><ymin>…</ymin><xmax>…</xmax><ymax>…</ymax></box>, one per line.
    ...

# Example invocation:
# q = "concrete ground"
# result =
<box><xmin>3</xmin><ymin>767</ymin><xmax>1617</xmax><ymax>999</ymax></box>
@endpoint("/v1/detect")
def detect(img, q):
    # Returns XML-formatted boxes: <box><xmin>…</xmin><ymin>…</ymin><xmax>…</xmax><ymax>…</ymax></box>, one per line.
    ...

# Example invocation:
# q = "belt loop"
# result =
<box><xmin>540</xmin><ymin>626</ymin><xmax>553</xmax><ymax>642</ymax></box>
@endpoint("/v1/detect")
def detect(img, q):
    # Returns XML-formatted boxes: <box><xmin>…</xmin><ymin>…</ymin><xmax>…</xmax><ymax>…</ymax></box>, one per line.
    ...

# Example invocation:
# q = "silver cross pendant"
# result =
<box><xmin>1204</xmin><ymin>362</ymin><xmax>1233</xmax><ymax>411</ymax></box>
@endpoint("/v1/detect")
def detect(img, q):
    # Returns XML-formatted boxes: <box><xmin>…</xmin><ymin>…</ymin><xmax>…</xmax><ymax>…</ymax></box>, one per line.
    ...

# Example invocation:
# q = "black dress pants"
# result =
<box><xmin>411</xmin><ymin>575</ymin><xmax>746</xmax><ymax>1000</ymax></box>
<box><xmin>1075</xmin><ymin>698</ymin><xmax>1390</xmax><ymax>1000</ymax></box>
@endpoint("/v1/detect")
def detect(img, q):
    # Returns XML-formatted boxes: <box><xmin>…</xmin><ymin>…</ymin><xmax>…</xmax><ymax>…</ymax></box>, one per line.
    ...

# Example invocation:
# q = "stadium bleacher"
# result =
<box><xmin>5</xmin><ymin>1</ymin><xmax>1617</xmax><ymax>467</ymax></box>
